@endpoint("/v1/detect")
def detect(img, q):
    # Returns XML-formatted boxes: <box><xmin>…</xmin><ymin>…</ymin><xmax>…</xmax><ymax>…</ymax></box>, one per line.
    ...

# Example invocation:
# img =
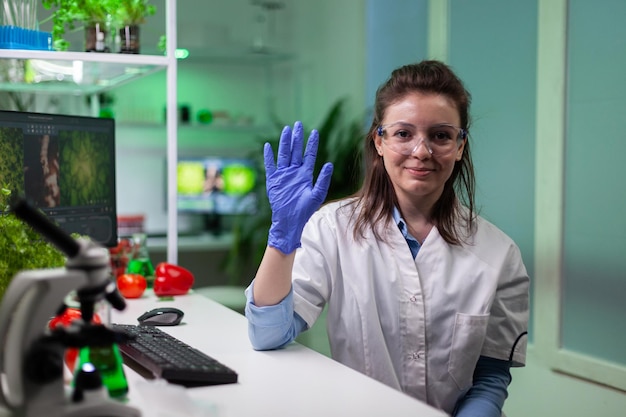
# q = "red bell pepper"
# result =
<box><xmin>153</xmin><ymin>262</ymin><xmax>195</xmax><ymax>296</ymax></box>
<box><xmin>48</xmin><ymin>307</ymin><xmax>102</xmax><ymax>371</ymax></box>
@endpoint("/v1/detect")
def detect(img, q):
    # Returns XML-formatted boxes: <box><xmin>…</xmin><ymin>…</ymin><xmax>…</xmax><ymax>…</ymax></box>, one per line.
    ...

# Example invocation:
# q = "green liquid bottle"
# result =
<box><xmin>126</xmin><ymin>232</ymin><xmax>155</xmax><ymax>288</ymax></box>
<box><xmin>76</xmin><ymin>344</ymin><xmax>129</xmax><ymax>398</ymax></box>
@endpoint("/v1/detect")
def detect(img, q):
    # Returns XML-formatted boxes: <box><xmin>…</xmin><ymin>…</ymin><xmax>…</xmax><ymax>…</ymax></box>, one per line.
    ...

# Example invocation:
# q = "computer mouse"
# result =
<box><xmin>137</xmin><ymin>307</ymin><xmax>184</xmax><ymax>326</ymax></box>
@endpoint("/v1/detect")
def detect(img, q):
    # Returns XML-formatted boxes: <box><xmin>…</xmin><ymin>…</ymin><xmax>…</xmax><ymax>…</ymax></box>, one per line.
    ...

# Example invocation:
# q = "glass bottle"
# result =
<box><xmin>75</xmin><ymin>344</ymin><xmax>128</xmax><ymax>398</ymax></box>
<box><xmin>126</xmin><ymin>232</ymin><xmax>155</xmax><ymax>288</ymax></box>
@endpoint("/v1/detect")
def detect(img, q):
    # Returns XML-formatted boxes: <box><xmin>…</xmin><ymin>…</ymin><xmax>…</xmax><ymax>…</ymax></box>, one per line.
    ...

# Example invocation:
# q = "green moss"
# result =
<box><xmin>0</xmin><ymin>188</ymin><xmax>67</xmax><ymax>302</ymax></box>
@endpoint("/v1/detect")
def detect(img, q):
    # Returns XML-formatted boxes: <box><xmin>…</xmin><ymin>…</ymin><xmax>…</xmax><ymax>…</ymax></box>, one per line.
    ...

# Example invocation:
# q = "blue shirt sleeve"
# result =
<box><xmin>453</xmin><ymin>356</ymin><xmax>512</xmax><ymax>417</ymax></box>
<box><xmin>244</xmin><ymin>281</ymin><xmax>308</xmax><ymax>350</ymax></box>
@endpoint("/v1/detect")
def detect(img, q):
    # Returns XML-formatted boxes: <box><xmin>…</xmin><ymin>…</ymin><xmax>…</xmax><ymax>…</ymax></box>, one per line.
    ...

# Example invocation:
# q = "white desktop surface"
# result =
<box><xmin>111</xmin><ymin>291</ymin><xmax>448</xmax><ymax>417</ymax></box>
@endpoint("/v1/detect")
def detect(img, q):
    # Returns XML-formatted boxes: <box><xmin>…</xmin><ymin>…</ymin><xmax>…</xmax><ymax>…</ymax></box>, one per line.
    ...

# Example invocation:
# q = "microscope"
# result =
<box><xmin>0</xmin><ymin>198</ymin><xmax>140</xmax><ymax>417</ymax></box>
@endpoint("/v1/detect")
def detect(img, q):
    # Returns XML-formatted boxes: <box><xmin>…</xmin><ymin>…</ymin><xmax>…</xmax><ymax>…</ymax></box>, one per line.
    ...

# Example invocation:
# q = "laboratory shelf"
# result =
<box><xmin>0</xmin><ymin>49</ymin><xmax>169</xmax><ymax>95</ymax></box>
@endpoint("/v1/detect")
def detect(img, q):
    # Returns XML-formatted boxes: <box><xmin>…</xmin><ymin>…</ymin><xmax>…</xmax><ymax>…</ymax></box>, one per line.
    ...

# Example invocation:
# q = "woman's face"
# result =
<box><xmin>374</xmin><ymin>92</ymin><xmax>466</xmax><ymax>210</ymax></box>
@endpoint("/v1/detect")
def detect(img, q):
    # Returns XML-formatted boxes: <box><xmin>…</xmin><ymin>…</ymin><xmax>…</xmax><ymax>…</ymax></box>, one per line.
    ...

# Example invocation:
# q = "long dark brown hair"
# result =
<box><xmin>350</xmin><ymin>60</ymin><xmax>476</xmax><ymax>245</ymax></box>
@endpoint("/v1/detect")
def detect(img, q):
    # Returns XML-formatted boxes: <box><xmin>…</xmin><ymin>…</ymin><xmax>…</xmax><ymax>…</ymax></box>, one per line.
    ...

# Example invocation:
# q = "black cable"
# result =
<box><xmin>508</xmin><ymin>331</ymin><xmax>528</xmax><ymax>363</ymax></box>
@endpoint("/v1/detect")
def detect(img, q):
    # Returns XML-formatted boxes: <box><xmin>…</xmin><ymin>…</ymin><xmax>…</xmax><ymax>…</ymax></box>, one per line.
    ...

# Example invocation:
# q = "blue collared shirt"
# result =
<box><xmin>392</xmin><ymin>207</ymin><xmax>421</xmax><ymax>258</ymax></box>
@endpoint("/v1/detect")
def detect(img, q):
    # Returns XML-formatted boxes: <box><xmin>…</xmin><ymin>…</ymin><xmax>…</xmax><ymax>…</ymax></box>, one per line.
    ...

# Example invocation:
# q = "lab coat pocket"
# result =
<box><xmin>448</xmin><ymin>313</ymin><xmax>490</xmax><ymax>391</ymax></box>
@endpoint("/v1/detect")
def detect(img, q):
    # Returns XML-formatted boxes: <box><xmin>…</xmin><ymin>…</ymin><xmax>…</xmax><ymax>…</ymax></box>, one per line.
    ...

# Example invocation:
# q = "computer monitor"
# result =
<box><xmin>0</xmin><ymin>110</ymin><xmax>117</xmax><ymax>247</ymax></box>
<box><xmin>176</xmin><ymin>156</ymin><xmax>259</xmax><ymax>235</ymax></box>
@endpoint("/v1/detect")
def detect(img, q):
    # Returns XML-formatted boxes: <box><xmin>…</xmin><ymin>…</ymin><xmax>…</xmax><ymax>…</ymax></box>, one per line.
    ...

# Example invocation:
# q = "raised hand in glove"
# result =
<box><xmin>264</xmin><ymin>121</ymin><xmax>334</xmax><ymax>254</ymax></box>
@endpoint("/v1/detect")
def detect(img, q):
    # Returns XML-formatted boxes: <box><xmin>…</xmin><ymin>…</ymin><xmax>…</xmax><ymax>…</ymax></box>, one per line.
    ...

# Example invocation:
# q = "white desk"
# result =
<box><xmin>112</xmin><ymin>292</ymin><xmax>448</xmax><ymax>417</ymax></box>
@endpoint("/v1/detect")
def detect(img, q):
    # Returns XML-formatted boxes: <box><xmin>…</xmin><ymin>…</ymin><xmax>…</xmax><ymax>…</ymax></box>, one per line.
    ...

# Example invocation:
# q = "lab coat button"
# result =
<box><xmin>409</xmin><ymin>295</ymin><xmax>418</xmax><ymax>302</ymax></box>
<box><xmin>408</xmin><ymin>352</ymin><xmax>423</xmax><ymax>360</ymax></box>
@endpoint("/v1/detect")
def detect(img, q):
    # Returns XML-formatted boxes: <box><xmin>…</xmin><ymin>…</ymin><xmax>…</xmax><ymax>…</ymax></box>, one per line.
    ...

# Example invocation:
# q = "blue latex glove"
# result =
<box><xmin>264</xmin><ymin>121</ymin><xmax>334</xmax><ymax>254</ymax></box>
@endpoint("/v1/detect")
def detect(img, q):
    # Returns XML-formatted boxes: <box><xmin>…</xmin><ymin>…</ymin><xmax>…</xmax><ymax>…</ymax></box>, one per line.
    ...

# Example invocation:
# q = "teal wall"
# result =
<box><xmin>365</xmin><ymin>0</ymin><xmax>428</xmax><ymax>108</ymax></box>
<box><xmin>448</xmin><ymin>0</ymin><xmax>537</xmax><ymax>341</ymax></box>
<box><xmin>562</xmin><ymin>0</ymin><xmax>626</xmax><ymax>365</ymax></box>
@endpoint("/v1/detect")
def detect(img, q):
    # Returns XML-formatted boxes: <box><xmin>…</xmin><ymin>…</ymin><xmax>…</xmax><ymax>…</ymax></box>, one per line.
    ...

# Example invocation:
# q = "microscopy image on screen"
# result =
<box><xmin>0</xmin><ymin>127</ymin><xmax>25</xmax><ymax>196</ymax></box>
<box><xmin>176</xmin><ymin>157</ymin><xmax>258</xmax><ymax>215</ymax></box>
<box><xmin>23</xmin><ymin>134</ymin><xmax>60</xmax><ymax>208</ymax></box>
<box><xmin>57</xmin><ymin>130</ymin><xmax>113</xmax><ymax>207</ymax></box>
<box><xmin>0</xmin><ymin>127</ymin><xmax>24</xmax><ymax>194</ymax></box>
<box><xmin>0</xmin><ymin>110</ymin><xmax>118</xmax><ymax>247</ymax></box>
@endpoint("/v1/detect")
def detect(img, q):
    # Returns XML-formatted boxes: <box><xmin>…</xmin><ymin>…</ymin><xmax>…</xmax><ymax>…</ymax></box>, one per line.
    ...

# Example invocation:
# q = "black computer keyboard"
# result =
<box><xmin>112</xmin><ymin>324</ymin><xmax>238</xmax><ymax>386</ymax></box>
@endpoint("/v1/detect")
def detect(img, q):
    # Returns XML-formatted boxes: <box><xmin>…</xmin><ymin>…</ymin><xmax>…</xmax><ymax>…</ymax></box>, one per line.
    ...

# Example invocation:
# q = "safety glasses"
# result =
<box><xmin>377</xmin><ymin>122</ymin><xmax>467</xmax><ymax>157</ymax></box>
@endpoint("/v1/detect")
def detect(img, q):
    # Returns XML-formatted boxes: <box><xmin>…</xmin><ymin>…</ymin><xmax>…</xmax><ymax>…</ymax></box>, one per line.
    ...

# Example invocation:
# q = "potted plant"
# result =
<box><xmin>114</xmin><ymin>0</ymin><xmax>156</xmax><ymax>54</ymax></box>
<box><xmin>221</xmin><ymin>98</ymin><xmax>366</xmax><ymax>286</ymax></box>
<box><xmin>0</xmin><ymin>188</ymin><xmax>68</xmax><ymax>302</ymax></box>
<box><xmin>41</xmin><ymin>0</ymin><xmax>121</xmax><ymax>51</ymax></box>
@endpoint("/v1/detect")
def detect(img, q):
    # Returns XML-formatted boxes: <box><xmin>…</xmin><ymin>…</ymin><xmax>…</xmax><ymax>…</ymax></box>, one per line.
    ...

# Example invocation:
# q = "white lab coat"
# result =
<box><xmin>291</xmin><ymin>200</ymin><xmax>529</xmax><ymax>414</ymax></box>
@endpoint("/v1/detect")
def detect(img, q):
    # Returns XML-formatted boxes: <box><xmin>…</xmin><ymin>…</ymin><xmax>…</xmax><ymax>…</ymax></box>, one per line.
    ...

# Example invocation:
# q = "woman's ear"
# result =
<box><xmin>455</xmin><ymin>138</ymin><xmax>467</xmax><ymax>161</ymax></box>
<box><xmin>373</xmin><ymin>135</ymin><xmax>383</xmax><ymax>156</ymax></box>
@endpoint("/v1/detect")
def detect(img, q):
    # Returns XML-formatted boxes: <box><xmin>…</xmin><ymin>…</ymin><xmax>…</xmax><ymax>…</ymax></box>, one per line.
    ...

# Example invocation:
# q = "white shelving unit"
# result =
<box><xmin>0</xmin><ymin>0</ymin><xmax>180</xmax><ymax>265</ymax></box>
<box><xmin>0</xmin><ymin>50</ymin><xmax>168</xmax><ymax>94</ymax></box>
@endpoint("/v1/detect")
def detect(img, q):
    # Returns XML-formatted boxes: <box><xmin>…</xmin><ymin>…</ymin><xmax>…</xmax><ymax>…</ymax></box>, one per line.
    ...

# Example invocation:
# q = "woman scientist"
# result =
<box><xmin>245</xmin><ymin>60</ymin><xmax>530</xmax><ymax>417</ymax></box>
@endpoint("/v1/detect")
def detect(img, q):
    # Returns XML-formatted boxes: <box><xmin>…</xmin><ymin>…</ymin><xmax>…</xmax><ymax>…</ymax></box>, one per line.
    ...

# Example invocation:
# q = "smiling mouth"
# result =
<box><xmin>406</xmin><ymin>167</ymin><xmax>433</xmax><ymax>173</ymax></box>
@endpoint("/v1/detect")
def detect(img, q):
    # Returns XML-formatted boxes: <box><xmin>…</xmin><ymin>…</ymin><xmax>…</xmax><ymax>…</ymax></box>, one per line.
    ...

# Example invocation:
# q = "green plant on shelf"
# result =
<box><xmin>41</xmin><ymin>0</ymin><xmax>117</xmax><ymax>50</ymax></box>
<box><xmin>114</xmin><ymin>0</ymin><xmax>156</xmax><ymax>26</ymax></box>
<box><xmin>40</xmin><ymin>0</ymin><xmax>156</xmax><ymax>51</ymax></box>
